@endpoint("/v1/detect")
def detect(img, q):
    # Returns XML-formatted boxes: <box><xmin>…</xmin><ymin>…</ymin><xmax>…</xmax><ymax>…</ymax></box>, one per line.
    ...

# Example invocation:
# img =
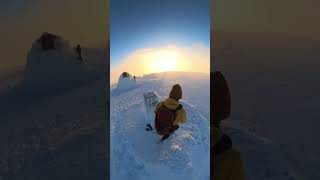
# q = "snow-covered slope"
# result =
<box><xmin>110</xmin><ymin>72</ymin><xmax>210</xmax><ymax>180</ymax></box>
<box><xmin>15</xmin><ymin>34</ymin><xmax>105</xmax><ymax>97</ymax></box>
<box><xmin>0</xmin><ymin>33</ymin><xmax>108</xmax><ymax>180</ymax></box>
<box><xmin>23</xmin><ymin>35</ymin><xmax>85</xmax><ymax>83</ymax></box>
<box><xmin>213</xmin><ymin>31</ymin><xmax>320</xmax><ymax>179</ymax></box>
<box><xmin>1</xmin><ymin>35</ymin><xmax>105</xmax><ymax>100</ymax></box>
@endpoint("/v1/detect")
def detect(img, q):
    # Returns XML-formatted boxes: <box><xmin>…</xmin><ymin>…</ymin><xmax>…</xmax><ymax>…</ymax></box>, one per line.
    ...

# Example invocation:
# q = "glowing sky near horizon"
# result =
<box><xmin>0</xmin><ymin>0</ymin><xmax>108</xmax><ymax>73</ymax></box>
<box><xmin>110</xmin><ymin>44</ymin><xmax>210</xmax><ymax>84</ymax></box>
<box><xmin>110</xmin><ymin>0</ymin><xmax>210</xmax><ymax>84</ymax></box>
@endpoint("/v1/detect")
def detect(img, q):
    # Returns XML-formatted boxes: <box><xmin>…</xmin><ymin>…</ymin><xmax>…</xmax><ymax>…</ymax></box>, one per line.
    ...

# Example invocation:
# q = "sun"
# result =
<box><xmin>157</xmin><ymin>50</ymin><xmax>178</xmax><ymax>71</ymax></box>
<box><xmin>144</xmin><ymin>49</ymin><xmax>181</xmax><ymax>73</ymax></box>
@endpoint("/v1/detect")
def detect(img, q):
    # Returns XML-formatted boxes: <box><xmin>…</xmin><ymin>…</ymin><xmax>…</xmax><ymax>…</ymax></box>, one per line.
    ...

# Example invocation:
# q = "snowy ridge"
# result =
<box><xmin>6</xmin><ymin>34</ymin><xmax>106</xmax><ymax>98</ymax></box>
<box><xmin>23</xmin><ymin>35</ymin><xmax>92</xmax><ymax>87</ymax></box>
<box><xmin>0</xmin><ymin>33</ymin><xmax>107</xmax><ymax>179</ymax></box>
<box><xmin>110</xmin><ymin>72</ymin><xmax>210</xmax><ymax>180</ymax></box>
<box><xmin>0</xmin><ymin>33</ymin><xmax>106</xmax><ymax>122</ymax></box>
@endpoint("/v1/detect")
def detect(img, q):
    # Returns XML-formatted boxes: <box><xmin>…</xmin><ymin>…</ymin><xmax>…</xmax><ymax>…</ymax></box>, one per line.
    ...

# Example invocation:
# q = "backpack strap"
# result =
<box><xmin>161</xmin><ymin>104</ymin><xmax>183</xmax><ymax>113</ymax></box>
<box><xmin>155</xmin><ymin>102</ymin><xmax>163</xmax><ymax>114</ymax></box>
<box><xmin>175</xmin><ymin>104</ymin><xmax>183</xmax><ymax>111</ymax></box>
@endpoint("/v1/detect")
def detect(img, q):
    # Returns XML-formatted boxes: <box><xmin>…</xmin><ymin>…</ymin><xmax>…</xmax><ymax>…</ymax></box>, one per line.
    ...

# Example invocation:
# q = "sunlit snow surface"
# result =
<box><xmin>110</xmin><ymin>72</ymin><xmax>210</xmax><ymax>180</ymax></box>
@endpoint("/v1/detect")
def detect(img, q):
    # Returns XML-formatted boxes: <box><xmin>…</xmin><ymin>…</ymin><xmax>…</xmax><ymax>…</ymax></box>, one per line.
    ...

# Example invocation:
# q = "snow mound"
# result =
<box><xmin>110</xmin><ymin>72</ymin><xmax>210</xmax><ymax>180</ymax></box>
<box><xmin>24</xmin><ymin>33</ymin><xmax>85</xmax><ymax>83</ymax></box>
<box><xmin>16</xmin><ymin>32</ymin><xmax>101</xmax><ymax>96</ymax></box>
<box><xmin>117</xmin><ymin>72</ymin><xmax>137</xmax><ymax>90</ymax></box>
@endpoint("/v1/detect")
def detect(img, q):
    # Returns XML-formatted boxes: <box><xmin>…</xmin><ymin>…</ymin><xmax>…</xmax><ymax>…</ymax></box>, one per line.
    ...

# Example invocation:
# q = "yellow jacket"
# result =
<box><xmin>212</xmin><ymin>127</ymin><xmax>245</xmax><ymax>180</ymax></box>
<box><xmin>154</xmin><ymin>98</ymin><xmax>187</xmax><ymax>125</ymax></box>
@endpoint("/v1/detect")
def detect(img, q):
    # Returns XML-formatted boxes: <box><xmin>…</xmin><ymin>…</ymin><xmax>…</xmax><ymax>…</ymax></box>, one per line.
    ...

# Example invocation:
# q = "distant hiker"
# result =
<box><xmin>133</xmin><ymin>76</ymin><xmax>136</xmax><ymax>81</ymax></box>
<box><xmin>147</xmin><ymin>84</ymin><xmax>187</xmax><ymax>143</ymax></box>
<box><xmin>211</xmin><ymin>71</ymin><xmax>245</xmax><ymax>180</ymax></box>
<box><xmin>76</xmin><ymin>44</ymin><xmax>82</xmax><ymax>61</ymax></box>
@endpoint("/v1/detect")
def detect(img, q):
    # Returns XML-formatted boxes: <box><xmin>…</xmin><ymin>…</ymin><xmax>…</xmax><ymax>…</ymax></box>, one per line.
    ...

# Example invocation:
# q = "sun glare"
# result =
<box><xmin>144</xmin><ymin>49</ymin><xmax>182</xmax><ymax>73</ymax></box>
<box><xmin>111</xmin><ymin>44</ymin><xmax>210</xmax><ymax>84</ymax></box>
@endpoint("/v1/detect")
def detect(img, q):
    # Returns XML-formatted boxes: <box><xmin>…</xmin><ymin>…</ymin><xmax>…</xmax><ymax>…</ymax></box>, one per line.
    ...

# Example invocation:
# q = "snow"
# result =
<box><xmin>9</xmin><ymin>35</ymin><xmax>105</xmax><ymax>97</ymax></box>
<box><xmin>24</xmin><ymin>36</ymin><xmax>87</xmax><ymax>85</ymax></box>
<box><xmin>213</xmin><ymin>32</ymin><xmax>320</xmax><ymax>180</ymax></box>
<box><xmin>117</xmin><ymin>74</ymin><xmax>137</xmax><ymax>91</ymax></box>
<box><xmin>110</xmin><ymin>72</ymin><xmax>210</xmax><ymax>180</ymax></box>
<box><xmin>0</xmin><ymin>34</ymin><xmax>107</xmax><ymax>179</ymax></box>
<box><xmin>143</xmin><ymin>91</ymin><xmax>159</xmax><ymax>121</ymax></box>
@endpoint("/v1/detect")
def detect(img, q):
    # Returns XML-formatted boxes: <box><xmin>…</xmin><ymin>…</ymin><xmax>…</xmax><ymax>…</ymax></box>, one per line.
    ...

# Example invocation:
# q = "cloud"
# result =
<box><xmin>110</xmin><ymin>43</ymin><xmax>210</xmax><ymax>85</ymax></box>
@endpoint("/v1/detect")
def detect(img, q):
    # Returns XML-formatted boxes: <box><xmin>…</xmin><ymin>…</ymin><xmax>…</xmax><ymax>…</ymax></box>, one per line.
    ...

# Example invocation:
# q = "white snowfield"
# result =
<box><xmin>110</xmin><ymin>72</ymin><xmax>210</xmax><ymax>180</ymax></box>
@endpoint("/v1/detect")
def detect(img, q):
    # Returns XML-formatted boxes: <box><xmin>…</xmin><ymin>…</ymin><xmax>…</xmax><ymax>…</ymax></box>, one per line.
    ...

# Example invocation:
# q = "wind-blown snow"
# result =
<box><xmin>110</xmin><ymin>72</ymin><xmax>210</xmax><ymax>180</ymax></box>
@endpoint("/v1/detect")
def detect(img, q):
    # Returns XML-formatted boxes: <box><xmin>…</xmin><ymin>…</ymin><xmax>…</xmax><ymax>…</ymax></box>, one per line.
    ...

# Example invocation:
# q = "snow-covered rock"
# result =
<box><xmin>143</xmin><ymin>92</ymin><xmax>159</xmax><ymax>122</ymax></box>
<box><xmin>24</xmin><ymin>33</ymin><xmax>84</xmax><ymax>82</ymax></box>
<box><xmin>17</xmin><ymin>32</ymin><xmax>99</xmax><ymax>96</ymax></box>
<box><xmin>117</xmin><ymin>72</ymin><xmax>137</xmax><ymax>90</ymax></box>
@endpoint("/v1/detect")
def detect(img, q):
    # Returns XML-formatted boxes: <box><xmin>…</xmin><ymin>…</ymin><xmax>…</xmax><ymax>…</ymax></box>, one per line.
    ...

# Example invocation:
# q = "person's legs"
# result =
<box><xmin>171</xmin><ymin>125</ymin><xmax>179</xmax><ymax>131</ymax></box>
<box><xmin>161</xmin><ymin>125</ymin><xmax>179</xmax><ymax>141</ymax></box>
<box><xmin>161</xmin><ymin>134</ymin><xmax>171</xmax><ymax>141</ymax></box>
<box><xmin>145</xmin><ymin>124</ymin><xmax>153</xmax><ymax>131</ymax></box>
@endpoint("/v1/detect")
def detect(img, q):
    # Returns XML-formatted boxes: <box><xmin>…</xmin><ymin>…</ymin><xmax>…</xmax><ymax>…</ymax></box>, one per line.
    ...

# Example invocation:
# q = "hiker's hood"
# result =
<box><xmin>212</xmin><ymin>126</ymin><xmax>223</xmax><ymax>146</ymax></box>
<box><xmin>163</xmin><ymin>98</ymin><xmax>180</xmax><ymax>109</ymax></box>
<box><xmin>169</xmin><ymin>84</ymin><xmax>182</xmax><ymax>100</ymax></box>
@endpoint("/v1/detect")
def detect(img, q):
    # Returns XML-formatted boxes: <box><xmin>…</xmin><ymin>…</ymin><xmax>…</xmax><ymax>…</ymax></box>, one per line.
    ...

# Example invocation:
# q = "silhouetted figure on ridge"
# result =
<box><xmin>76</xmin><ymin>44</ymin><xmax>82</xmax><ymax>61</ymax></box>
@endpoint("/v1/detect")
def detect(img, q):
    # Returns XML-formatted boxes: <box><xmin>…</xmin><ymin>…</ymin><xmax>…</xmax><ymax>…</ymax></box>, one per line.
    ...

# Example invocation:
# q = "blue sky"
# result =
<box><xmin>110</xmin><ymin>0</ymin><xmax>210</xmax><ymax>67</ymax></box>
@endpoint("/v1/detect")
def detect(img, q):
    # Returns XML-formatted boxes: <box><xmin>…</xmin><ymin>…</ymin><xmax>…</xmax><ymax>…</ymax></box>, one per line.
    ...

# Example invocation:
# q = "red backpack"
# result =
<box><xmin>155</xmin><ymin>103</ymin><xmax>182</xmax><ymax>135</ymax></box>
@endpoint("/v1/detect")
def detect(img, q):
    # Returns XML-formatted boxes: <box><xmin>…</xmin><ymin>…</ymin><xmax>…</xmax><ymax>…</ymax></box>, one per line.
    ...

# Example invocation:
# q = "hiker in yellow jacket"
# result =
<box><xmin>211</xmin><ymin>71</ymin><xmax>245</xmax><ymax>180</ymax></box>
<box><xmin>153</xmin><ymin>84</ymin><xmax>187</xmax><ymax>142</ymax></box>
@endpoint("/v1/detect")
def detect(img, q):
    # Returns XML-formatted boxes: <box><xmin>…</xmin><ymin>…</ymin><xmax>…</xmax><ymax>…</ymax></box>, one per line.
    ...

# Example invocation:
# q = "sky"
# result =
<box><xmin>110</xmin><ymin>0</ymin><xmax>211</xmax><ymax>67</ymax></box>
<box><xmin>1</xmin><ymin>0</ymin><xmax>320</xmax><ymax>76</ymax></box>
<box><xmin>213</xmin><ymin>0</ymin><xmax>320</xmax><ymax>39</ymax></box>
<box><xmin>0</xmin><ymin>0</ymin><xmax>108</xmax><ymax>74</ymax></box>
